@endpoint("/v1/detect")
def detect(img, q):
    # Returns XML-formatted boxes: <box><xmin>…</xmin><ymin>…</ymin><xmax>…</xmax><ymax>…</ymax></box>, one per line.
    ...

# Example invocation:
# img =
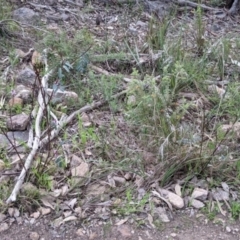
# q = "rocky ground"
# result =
<box><xmin>1</xmin><ymin>211</ymin><xmax>240</xmax><ymax>240</ymax></box>
<box><xmin>1</xmin><ymin>0</ymin><xmax>240</xmax><ymax>239</ymax></box>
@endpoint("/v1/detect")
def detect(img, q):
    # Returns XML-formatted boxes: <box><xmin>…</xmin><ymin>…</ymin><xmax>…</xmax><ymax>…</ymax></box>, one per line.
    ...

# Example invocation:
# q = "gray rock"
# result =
<box><xmin>191</xmin><ymin>188</ymin><xmax>208</xmax><ymax>201</ymax></box>
<box><xmin>161</xmin><ymin>189</ymin><xmax>184</xmax><ymax>209</ymax></box>
<box><xmin>60</xmin><ymin>13</ymin><xmax>70</xmax><ymax>21</ymax></box>
<box><xmin>47</xmin><ymin>89</ymin><xmax>78</xmax><ymax>104</ymax></box>
<box><xmin>16</xmin><ymin>68</ymin><xmax>36</xmax><ymax>86</ymax></box>
<box><xmin>154</xmin><ymin>207</ymin><xmax>170</xmax><ymax>223</ymax></box>
<box><xmin>212</xmin><ymin>188</ymin><xmax>230</xmax><ymax>201</ymax></box>
<box><xmin>6</xmin><ymin>113</ymin><xmax>29</xmax><ymax>131</ymax></box>
<box><xmin>13</xmin><ymin>7</ymin><xmax>40</xmax><ymax>25</ymax></box>
<box><xmin>190</xmin><ymin>198</ymin><xmax>205</xmax><ymax>209</ymax></box>
<box><xmin>0</xmin><ymin>131</ymin><xmax>29</xmax><ymax>148</ymax></box>
<box><xmin>0</xmin><ymin>223</ymin><xmax>9</xmax><ymax>232</ymax></box>
<box><xmin>226</xmin><ymin>226</ymin><xmax>231</xmax><ymax>233</ymax></box>
<box><xmin>15</xmin><ymin>88</ymin><xmax>33</xmax><ymax>103</ymax></box>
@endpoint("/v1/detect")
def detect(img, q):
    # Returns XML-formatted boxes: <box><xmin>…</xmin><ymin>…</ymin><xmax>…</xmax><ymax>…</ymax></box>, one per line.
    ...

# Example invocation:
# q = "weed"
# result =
<box><xmin>31</xmin><ymin>167</ymin><xmax>53</xmax><ymax>190</ymax></box>
<box><xmin>230</xmin><ymin>201</ymin><xmax>240</xmax><ymax>220</ymax></box>
<box><xmin>148</xmin><ymin>16</ymin><xmax>170</xmax><ymax>50</ymax></box>
<box><xmin>194</xmin><ymin>6</ymin><xmax>205</xmax><ymax>55</ymax></box>
<box><xmin>115</xmin><ymin>188</ymin><xmax>149</xmax><ymax>216</ymax></box>
<box><xmin>202</xmin><ymin>202</ymin><xmax>219</xmax><ymax>221</ymax></box>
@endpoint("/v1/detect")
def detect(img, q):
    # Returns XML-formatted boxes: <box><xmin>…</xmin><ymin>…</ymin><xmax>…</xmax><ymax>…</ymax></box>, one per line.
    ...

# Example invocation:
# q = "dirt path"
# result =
<box><xmin>1</xmin><ymin>212</ymin><xmax>239</xmax><ymax>240</ymax></box>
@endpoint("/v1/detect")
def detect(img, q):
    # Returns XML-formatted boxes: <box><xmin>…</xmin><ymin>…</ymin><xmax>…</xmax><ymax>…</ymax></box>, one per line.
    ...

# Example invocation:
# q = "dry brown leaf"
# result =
<box><xmin>39</xmin><ymin>207</ymin><xmax>51</xmax><ymax>216</ymax></box>
<box><xmin>61</xmin><ymin>185</ymin><xmax>69</xmax><ymax>196</ymax></box>
<box><xmin>31</xmin><ymin>50</ymin><xmax>43</xmax><ymax>67</ymax></box>
<box><xmin>52</xmin><ymin>189</ymin><xmax>62</xmax><ymax>198</ymax></box>
<box><xmin>152</xmin><ymin>190</ymin><xmax>173</xmax><ymax>211</ymax></box>
<box><xmin>135</xmin><ymin>175</ymin><xmax>144</xmax><ymax>188</ymax></box>
<box><xmin>113</xmin><ymin>176</ymin><xmax>126</xmax><ymax>184</ymax></box>
<box><xmin>66</xmin><ymin>198</ymin><xmax>77</xmax><ymax>209</ymax></box>
<box><xmin>62</xmin><ymin>215</ymin><xmax>77</xmax><ymax>223</ymax></box>
<box><xmin>71</xmin><ymin>162</ymin><xmax>89</xmax><ymax>177</ymax></box>
<box><xmin>71</xmin><ymin>154</ymin><xmax>82</xmax><ymax>168</ymax></box>
<box><xmin>52</xmin><ymin>216</ymin><xmax>63</xmax><ymax>228</ymax></box>
<box><xmin>63</xmin><ymin>211</ymin><xmax>72</xmax><ymax>218</ymax></box>
<box><xmin>85</xmin><ymin>149</ymin><xmax>92</xmax><ymax>156</ymax></box>
<box><xmin>30</xmin><ymin>211</ymin><xmax>40</xmax><ymax>219</ymax></box>
<box><xmin>115</xmin><ymin>217</ymin><xmax>129</xmax><ymax>226</ymax></box>
<box><xmin>74</xmin><ymin>207</ymin><xmax>82</xmax><ymax>216</ymax></box>
<box><xmin>15</xmin><ymin>49</ymin><xmax>26</xmax><ymax>58</ymax></box>
<box><xmin>86</xmin><ymin>184</ymin><xmax>106</xmax><ymax>195</ymax></box>
<box><xmin>41</xmin><ymin>197</ymin><xmax>55</xmax><ymax>210</ymax></box>
<box><xmin>147</xmin><ymin>213</ymin><xmax>155</xmax><ymax>228</ymax></box>
<box><xmin>108</xmin><ymin>175</ymin><xmax>116</xmax><ymax>188</ymax></box>
<box><xmin>175</xmin><ymin>183</ymin><xmax>182</xmax><ymax>197</ymax></box>
<box><xmin>216</xmin><ymin>199</ymin><xmax>226</xmax><ymax>216</ymax></box>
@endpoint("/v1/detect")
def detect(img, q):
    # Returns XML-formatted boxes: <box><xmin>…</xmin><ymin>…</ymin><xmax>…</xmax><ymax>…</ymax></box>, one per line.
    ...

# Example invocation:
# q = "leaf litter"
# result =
<box><xmin>1</xmin><ymin>0</ymin><xmax>240</xmax><ymax>236</ymax></box>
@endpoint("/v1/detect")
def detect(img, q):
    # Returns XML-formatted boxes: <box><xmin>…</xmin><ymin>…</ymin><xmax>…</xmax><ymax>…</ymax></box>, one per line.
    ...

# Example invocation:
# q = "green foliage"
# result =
<box><xmin>230</xmin><ymin>201</ymin><xmax>240</xmax><ymax>220</ymax></box>
<box><xmin>126</xmin><ymin>63</ymin><xmax>189</xmax><ymax>140</ymax></box>
<box><xmin>194</xmin><ymin>6</ymin><xmax>205</xmax><ymax>55</ymax></box>
<box><xmin>0</xmin><ymin>183</ymin><xmax>11</xmax><ymax>205</ymax></box>
<box><xmin>148</xmin><ymin>17</ymin><xmax>170</xmax><ymax>50</ymax></box>
<box><xmin>77</xmin><ymin>114</ymin><xmax>97</xmax><ymax>147</ymax></box>
<box><xmin>0</xmin><ymin>0</ymin><xmax>12</xmax><ymax>21</ymax></box>
<box><xmin>31</xmin><ymin>168</ymin><xmax>53</xmax><ymax>190</ymax></box>
<box><xmin>115</xmin><ymin>188</ymin><xmax>149</xmax><ymax>216</ymax></box>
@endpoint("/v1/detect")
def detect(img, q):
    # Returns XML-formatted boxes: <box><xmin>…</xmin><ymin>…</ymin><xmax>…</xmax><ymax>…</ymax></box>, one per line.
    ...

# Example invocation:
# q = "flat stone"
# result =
<box><xmin>154</xmin><ymin>207</ymin><xmax>170</xmax><ymax>223</ymax></box>
<box><xmin>191</xmin><ymin>188</ymin><xmax>208</xmax><ymax>201</ymax></box>
<box><xmin>15</xmin><ymin>87</ymin><xmax>32</xmax><ymax>103</ymax></box>
<box><xmin>190</xmin><ymin>199</ymin><xmax>205</xmax><ymax>209</ymax></box>
<box><xmin>161</xmin><ymin>189</ymin><xmax>184</xmax><ymax>209</ymax></box>
<box><xmin>0</xmin><ymin>223</ymin><xmax>9</xmax><ymax>232</ymax></box>
<box><xmin>47</xmin><ymin>89</ymin><xmax>78</xmax><ymax>104</ymax></box>
<box><xmin>212</xmin><ymin>188</ymin><xmax>229</xmax><ymax>201</ymax></box>
<box><xmin>6</xmin><ymin>113</ymin><xmax>29</xmax><ymax>131</ymax></box>
<box><xmin>226</xmin><ymin>226</ymin><xmax>231</xmax><ymax>233</ymax></box>
<box><xmin>16</xmin><ymin>67</ymin><xmax>36</xmax><ymax>86</ymax></box>
<box><xmin>0</xmin><ymin>131</ymin><xmax>29</xmax><ymax>147</ymax></box>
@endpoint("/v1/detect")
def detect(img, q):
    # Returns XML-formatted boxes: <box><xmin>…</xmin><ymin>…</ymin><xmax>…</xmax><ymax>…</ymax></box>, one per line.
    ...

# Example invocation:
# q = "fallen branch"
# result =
<box><xmin>6</xmin><ymin>69</ymin><xmax>127</xmax><ymax>203</ymax></box>
<box><xmin>228</xmin><ymin>0</ymin><xmax>240</xmax><ymax>15</ymax></box>
<box><xmin>175</xmin><ymin>0</ymin><xmax>217</xmax><ymax>11</ymax></box>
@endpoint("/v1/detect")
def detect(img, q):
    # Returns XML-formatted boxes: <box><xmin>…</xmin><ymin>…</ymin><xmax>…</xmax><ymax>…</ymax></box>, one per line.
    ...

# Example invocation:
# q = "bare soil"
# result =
<box><xmin>1</xmin><ymin>212</ymin><xmax>240</xmax><ymax>240</ymax></box>
<box><xmin>1</xmin><ymin>0</ymin><xmax>240</xmax><ymax>240</ymax></box>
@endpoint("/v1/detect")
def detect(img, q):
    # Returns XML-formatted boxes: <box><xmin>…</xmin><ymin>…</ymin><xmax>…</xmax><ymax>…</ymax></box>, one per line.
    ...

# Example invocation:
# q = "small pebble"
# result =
<box><xmin>226</xmin><ymin>226</ymin><xmax>231</xmax><ymax>233</ymax></box>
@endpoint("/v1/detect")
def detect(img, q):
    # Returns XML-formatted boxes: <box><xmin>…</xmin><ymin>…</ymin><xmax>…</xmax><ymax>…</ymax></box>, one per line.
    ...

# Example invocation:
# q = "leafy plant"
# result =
<box><xmin>115</xmin><ymin>188</ymin><xmax>149</xmax><ymax>216</ymax></box>
<box><xmin>230</xmin><ymin>201</ymin><xmax>240</xmax><ymax>220</ymax></box>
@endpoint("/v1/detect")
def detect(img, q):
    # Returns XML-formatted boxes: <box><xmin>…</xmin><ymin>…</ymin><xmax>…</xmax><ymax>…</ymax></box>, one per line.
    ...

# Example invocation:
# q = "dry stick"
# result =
<box><xmin>6</xmin><ymin>68</ymin><xmax>52</xmax><ymax>203</ymax></box>
<box><xmin>6</xmin><ymin>48</ymin><xmax>51</xmax><ymax>204</ymax></box>
<box><xmin>175</xmin><ymin>0</ymin><xmax>217</xmax><ymax>11</ymax></box>
<box><xmin>40</xmin><ymin>89</ymin><xmax>127</xmax><ymax>146</ymax></box>
<box><xmin>229</xmin><ymin>0</ymin><xmax>240</xmax><ymax>14</ymax></box>
<box><xmin>6</xmin><ymin>88</ymin><xmax>127</xmax><ymax>204</ymax></box>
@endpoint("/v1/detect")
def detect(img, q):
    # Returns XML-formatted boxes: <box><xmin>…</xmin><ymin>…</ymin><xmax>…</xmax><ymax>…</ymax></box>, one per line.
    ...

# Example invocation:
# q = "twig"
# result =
<box><xmin>228</xmin><ymin>0</ymin><xmax>240</xmax><ymax>15</ymax></box>
<box><xmin>175</xmin><ymin>0</ymin><xmax>217</xmax><ymax>11</ymax></box>
<box><xmin>6</xmin><ymin>80</ymin><xmax>127</xmax><ymax>204</ymax></box>
<box><xmin>6</xmin><ymin>49</ymin><xmax>52</xmax><ymax>204</ymax></box>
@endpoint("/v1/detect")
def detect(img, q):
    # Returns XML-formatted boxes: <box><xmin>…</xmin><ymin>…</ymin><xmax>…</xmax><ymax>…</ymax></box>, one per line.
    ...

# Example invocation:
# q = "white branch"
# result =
<box><xmin>6</xmin><ymin>83</ymin><xmax>127</xmax><ymax>204</ymax></box>
<box><xmin>6</xmin><ymin>49</ymin><xmax>52</xmax><ymax>204</ymax></box>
